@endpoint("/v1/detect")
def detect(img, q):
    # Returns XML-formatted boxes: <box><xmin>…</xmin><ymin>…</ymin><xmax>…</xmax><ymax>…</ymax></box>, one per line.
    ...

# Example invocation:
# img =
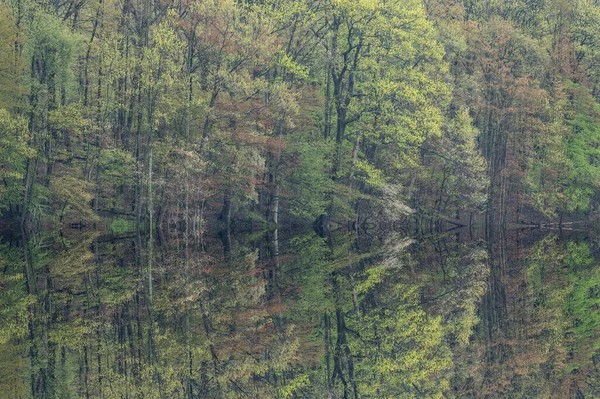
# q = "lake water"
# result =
<box><xmin>1</xmin><ymin>225</ymin><xmax>599</xmax><ymax>398</ymax></box>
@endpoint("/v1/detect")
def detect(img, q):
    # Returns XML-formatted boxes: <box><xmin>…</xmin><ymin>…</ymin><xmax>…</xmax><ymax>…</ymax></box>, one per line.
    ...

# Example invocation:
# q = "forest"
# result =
<box><xmin>1</xmin><ymin>0</ymin><xmax>600</xmax><ymax>232</ymax></box>
<box><xmin>4</xmin><ymin>0</ymin><xmax>600</xmax><ymax>398</ymax></box>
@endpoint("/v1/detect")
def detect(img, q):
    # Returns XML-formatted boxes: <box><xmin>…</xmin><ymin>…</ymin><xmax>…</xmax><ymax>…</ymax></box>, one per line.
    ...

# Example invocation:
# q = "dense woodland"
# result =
<box><xmin>4</xmin><ymin>226</ymin><xmax>600</xmax><ymax>398</ymax></box>
<box><xmin>2</xmin><ymin>0</ymin><xmax>600</xmax><ymax>231</ymax></box>
<box><xmin>5</xmin><ymin>0</ymin><xmax>600</xmax><ymax>398</ymax></box>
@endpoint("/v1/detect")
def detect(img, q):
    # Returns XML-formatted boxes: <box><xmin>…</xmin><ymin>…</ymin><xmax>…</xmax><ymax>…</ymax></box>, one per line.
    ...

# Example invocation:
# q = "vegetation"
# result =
<box><xmin>2</xmin><ymin>0</ymin><xmax>600</xmax><ymax>231</ymax></box>
<box><xmin>5</xmin><ymin>0</ymin><xmax>600</xmax><ymax>398</ymax></box>
<box><xmin>2</xmin><ymin>222</ymin><xmax>600</xmax><ymax>398</ymax></box>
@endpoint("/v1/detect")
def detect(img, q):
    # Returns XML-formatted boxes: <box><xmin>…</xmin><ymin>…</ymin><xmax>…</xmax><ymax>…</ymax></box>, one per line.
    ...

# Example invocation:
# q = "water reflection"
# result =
<box><xmin>1</xmin><ymin>227</ymin><xmax>600</xmax><ymax>398</ymax></box>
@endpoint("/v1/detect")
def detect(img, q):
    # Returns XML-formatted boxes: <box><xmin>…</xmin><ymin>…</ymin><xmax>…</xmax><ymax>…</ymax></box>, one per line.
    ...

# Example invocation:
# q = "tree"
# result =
<box><xmin>0</xmin><ymin>2</ymin><xmax>23</xmax><ymax>111</ymax></box>
<box><xmin>0</xmin><ymin>110</ymin><xmax>31</xmax><ymax>214</ymax></box>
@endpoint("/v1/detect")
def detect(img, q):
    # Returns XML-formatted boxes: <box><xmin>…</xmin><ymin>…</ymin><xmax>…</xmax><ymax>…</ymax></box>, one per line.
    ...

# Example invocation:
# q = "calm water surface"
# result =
<box><xmin>1</xmin><ymin>226</ymin><xmax>600</xmax><ymax>398</ymax></box>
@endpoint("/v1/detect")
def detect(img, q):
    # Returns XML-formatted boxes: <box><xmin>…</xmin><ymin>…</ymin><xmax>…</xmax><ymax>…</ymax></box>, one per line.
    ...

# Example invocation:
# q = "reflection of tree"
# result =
<box><xmin>281</xmin><ymin>230</ymin><xmax>491</xmax><ymax>398</ymax></box>
<box><xmin>11</xmin><ymin>228</ymin><xmax>600</xmax><ymax>398</ymax></box>
<box><xmin>2</xmin><ymin>229</ymin><xmax>482</xmax><ymax>398</ymax></box>
<box><xmin>403</xmin><ymin>230</ymin><xmax>490</xmax><ymax>396</ymax></box>
<box><xmin>476</xmin><ymin>229</ymin><xmax>550</xmax><ymax>397</ymax></box>
<box><xmin>459</xmin><ymin>230</ymin><xmax>600</xmax><ymax>398</ymax></box>
<box><xmin>0</xmin><ymin>242</ymin><xmax>29</xmax><ymax>398</ymax></box>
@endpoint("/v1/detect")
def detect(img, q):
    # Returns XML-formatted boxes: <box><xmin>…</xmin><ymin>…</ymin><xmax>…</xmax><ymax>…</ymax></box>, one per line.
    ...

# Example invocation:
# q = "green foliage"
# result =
<box><xmin>528</xmin><ymin>82</ymin><xmax>600</xmax><ymax>217</ymax></box>
<box><xmin>0</xmin><ymin>109</ymin><xmax>31</xmax><ymax>213</ymax></box>
<box><xmin>98</xmin><ymin>148</ymin><xmax>135</xmax><ymax>186</ymax></box>
<box><xmin>283</xmin><ymin>133</ymin><xmax>334</xmax><ymax>220</ymax></box>
<box><xmin>109</xmin><ymin>218</ymin><xmax>135</xmax><ymax>233</ymax></box>
<box><xmin>284</xmin><ymin>233</ymin><xmax>334</xmax><ymax>315</ymax></box>
<box><xmin>49</xmin><ymin>174</ymin><xmax>97</xmax><ymax>222</ymax></box>
<box><xmin>354</xmin><ymin>159</ymin><xmax>386</xmax><ymax>189</ymax></box>
<box><xmin>24</xmin><ymin>10</ymin><xmax>80</xmax><ymax>95</ymax></box>
<box><xmin>350</xmin><ymin>268</ymin><xmax>453</xmax><ymax>397</ymax></box>
<box><xmin>1</xmin><ymin>0</ymin><xmax>600</xmax><ymax>230</ymax></box>
<box><xmin>47</xmin><ymin>103</ymin><xmax>90</xmax><ymax>135</ymax></box>
<box><xmin>566</xmin><ymin>263</ymin><xmax>600</xmax><ymax>371</ymax></box>
<box><xmin>418</xmin><ymin>109</ymin><xmax>489</xmax><ymax>215</ymax></box>
<box><xmin>563</xmin><ymin>84</ymin><xmax>600</xmax><ymax>213</ymax></box>
<box><xmin>8</xmin><ymin>0</ymin><xmax>600</xmax><ymax>393</ymax></box>
<box><xmin>0</xmin><ymin>246</ymin><xmax>30</xmax><ymax>345</ymax></box>
<box><xmin>0</xmin><ymin>2</ymin><xmax>23</xmax><ymax>110</ymax></box>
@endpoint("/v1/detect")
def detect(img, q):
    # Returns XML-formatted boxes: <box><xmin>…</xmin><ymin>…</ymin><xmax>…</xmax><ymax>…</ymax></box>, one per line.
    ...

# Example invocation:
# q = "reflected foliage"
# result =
<box><xmin>3</xmin><ymin>227</ymin><xmax>600</xmax><ymax>398</ymax></box>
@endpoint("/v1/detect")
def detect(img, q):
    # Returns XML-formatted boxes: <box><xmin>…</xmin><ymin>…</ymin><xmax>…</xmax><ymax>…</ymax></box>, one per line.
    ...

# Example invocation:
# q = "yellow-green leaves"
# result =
<box><xmin>0</xmin><ymin>2</ymin><xmax>23</xmax><ymax>110</ymax></box>
<box><xmin>49</xmin><ymin>174</ymin><xmax>98</xmax><ymax>222</ymax></box>
<box><xmin>349</xmin><ymin>277</ymin><xmax>453</xmax><ymax>398</ymax></box>
<box><xmin>24</xmin><ymin>10</ymin><xmax>80</xmax><ymax>92</ymax></box>
<box><xmin>0</xmin><ymin>110</ymin><xmax>31</xmax><ymax>212</ymax></box>
<box><xmin>141</xmin><ymin>11</ymin><xmax>185</xmax><ymax>123</ymax></box>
